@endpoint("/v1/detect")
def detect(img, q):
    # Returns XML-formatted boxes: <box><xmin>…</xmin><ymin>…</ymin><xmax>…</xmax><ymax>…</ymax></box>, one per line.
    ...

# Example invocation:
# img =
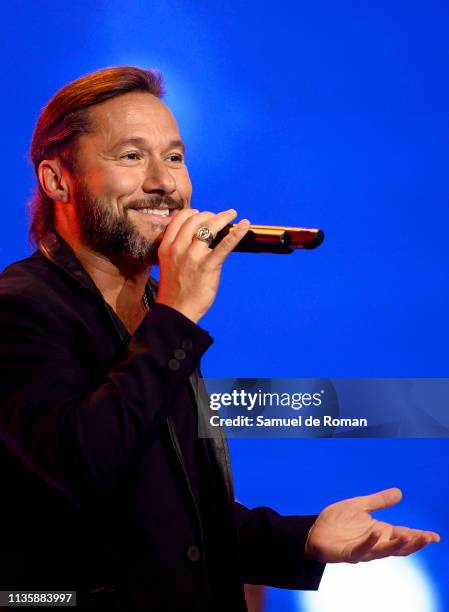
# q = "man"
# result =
<box><xmin>0</xmin><ymin>67</ymin><xmax>440</xmax><ymax>611</ymax></box>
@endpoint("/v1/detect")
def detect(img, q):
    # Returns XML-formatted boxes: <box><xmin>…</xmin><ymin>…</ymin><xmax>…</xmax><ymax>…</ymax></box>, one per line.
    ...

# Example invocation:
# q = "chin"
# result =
<box><xmin>135</xmin><ymin>223</ymin><xmax>166</xmax><ymax>239</ymax></box>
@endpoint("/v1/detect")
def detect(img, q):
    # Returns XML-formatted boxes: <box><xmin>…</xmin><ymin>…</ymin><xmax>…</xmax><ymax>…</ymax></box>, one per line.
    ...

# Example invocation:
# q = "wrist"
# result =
<box><xmin>304</xmin><ymin>523</ymin><xmax>316</xmax><ymax>560</ymax></box>
<box><xmin>156</xmin><ymin>300</ymin><xmax>202</xmax><ymax>324</ymax></box>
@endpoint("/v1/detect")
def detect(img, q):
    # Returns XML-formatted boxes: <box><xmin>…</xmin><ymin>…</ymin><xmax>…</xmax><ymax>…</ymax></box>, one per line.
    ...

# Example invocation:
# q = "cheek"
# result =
<box><xmin>83</xmin><ymin>167</ymin><xmax>142</xmax><ymax>198</ymax></box>
<box><xmin>178</xmin><ymin>169</ymin><xmax>193</xmax><ymax>201</ymax></box>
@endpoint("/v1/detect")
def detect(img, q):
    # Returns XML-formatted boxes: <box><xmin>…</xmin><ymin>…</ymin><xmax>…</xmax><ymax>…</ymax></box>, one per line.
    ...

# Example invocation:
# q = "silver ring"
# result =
<box><xmin>195</xmin><ymin>226</ymin><xmax>214</xmax><ymax>245</ymax></box>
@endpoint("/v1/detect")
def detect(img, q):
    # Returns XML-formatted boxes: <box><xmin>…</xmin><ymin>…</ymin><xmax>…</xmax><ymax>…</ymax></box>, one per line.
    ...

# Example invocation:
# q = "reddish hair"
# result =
<box><xmin>29</xmin><ymin>66</ymin><xmax>164</xmax><ymax>244</ymax></box>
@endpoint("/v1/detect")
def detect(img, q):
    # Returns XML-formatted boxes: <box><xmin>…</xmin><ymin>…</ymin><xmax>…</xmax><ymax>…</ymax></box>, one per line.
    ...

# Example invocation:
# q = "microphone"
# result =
<box><xmin>210</xmin><ymin>224</ymin><xmax>325</xmax><ymax>254</ymax></box>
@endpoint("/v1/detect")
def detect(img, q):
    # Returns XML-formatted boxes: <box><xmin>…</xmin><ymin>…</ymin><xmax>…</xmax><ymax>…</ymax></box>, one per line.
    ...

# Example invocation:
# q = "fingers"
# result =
<box><xmin>206</xmin><ymin>218</ymin><xmax>251</xmax><ymax>266</ymax></box>
<box><xmin>164</xmin><ymin>210</ymin><xmax>216</xmax><ymax>253</ymax></box>
<box><xmin>360</xmin><ymin>533</ymin><xmax>434</xmax><ymax>562</ymax></box>
<box><xmin>159</xmin><ymin>207</ymin><xmax>200</xmax><ymax>250</ymax></box>
<box><xmin>155</xmin><ymin>207</ymin><xmax>249</xmax><ymax>322</ymax></box>
<box><xmin>352</xmin><ymin>487</ymin><xmax>403</xmax><ymax>512</ymax></box>
<box><xmin>349</xmin><ymin>525</ymin><xmax>441</xmax><ymax>563</ymax></box>
<box><xmin>193</xmin><ymin>208</ymin><xmax>238</xmax><ymax>236</ymax></box>
<box><xmin>391</xmin><ymin>525</ymin><xmax>441</xmax><ymax>543</ymax></box>
<box><xmin>159</xmin><ymin>208</ymin><xmax>239</xmax><ymax>254</ymax></box>
<box><xmin>188</xmin><ymin>208</ymin><xmax>239</xmax><ymax>256</ymax></box>
<box><xmin>160</xmin><ymin>207</ymin><xmax>249</xmax><ymax>267</ymax></box>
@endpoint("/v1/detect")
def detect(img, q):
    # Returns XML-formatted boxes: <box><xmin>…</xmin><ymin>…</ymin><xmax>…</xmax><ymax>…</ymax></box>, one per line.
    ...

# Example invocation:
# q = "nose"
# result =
<box><xmin>142</xmin><ymin>158</ymin><xmax>176</xmax><ymax>196</ymax></box>
<box><xmin>142</xmin><ymin>159</ymin><xmax>176</xmax><ymax>195</ymax></box>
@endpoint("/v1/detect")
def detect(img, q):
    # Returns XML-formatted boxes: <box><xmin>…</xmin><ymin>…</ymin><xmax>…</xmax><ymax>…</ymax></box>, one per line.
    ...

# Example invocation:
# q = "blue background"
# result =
<box><xmin>1</xmin><ymin>1</ymin><xmax>448</xmax><ymax>608</ymax></box>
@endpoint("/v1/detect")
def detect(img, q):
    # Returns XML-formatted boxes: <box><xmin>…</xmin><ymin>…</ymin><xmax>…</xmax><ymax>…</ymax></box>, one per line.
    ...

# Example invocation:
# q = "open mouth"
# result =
<box><xmin>127</xmin><ymin>206</ymin><xmax>176</xmax><ymax>226</ymax></box>
<box><xmin>133</xmin><ymin>207</ymin><xmax>170</xmax><ymax>217</ymax></box>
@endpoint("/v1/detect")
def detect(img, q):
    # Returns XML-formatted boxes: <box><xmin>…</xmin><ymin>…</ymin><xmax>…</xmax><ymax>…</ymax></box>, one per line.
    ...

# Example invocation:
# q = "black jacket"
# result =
<box><xmin>0</xmin><ymin>232</ymin><xmax>324</xmax><ymax>611</ymax></box>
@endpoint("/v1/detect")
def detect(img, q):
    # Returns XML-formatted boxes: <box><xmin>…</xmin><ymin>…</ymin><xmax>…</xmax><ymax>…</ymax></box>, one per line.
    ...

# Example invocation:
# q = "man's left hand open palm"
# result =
<box><xmin>305</xmin><ymin>487</ymin><xmax>440</xmax><ymax>563</ymax></box>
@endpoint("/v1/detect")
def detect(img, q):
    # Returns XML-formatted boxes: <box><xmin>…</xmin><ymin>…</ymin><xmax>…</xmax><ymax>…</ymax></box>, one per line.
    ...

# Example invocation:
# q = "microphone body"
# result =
<box><xmin>210</xmin><ymin>224</ymin><xmax>325</xmax><ymax>254</ymax></box>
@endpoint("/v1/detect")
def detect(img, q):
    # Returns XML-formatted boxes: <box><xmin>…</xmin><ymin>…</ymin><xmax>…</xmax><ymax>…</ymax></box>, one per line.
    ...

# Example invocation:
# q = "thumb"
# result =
<box><xmin>351</xmin><ymin>487</ymin><xmax>403</xmax><ymax>512</ymax></box>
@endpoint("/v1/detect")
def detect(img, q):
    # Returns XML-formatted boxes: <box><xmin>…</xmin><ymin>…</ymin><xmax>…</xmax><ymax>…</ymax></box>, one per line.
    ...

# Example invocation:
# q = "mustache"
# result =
<box><xmin>124</xmin><ymin>195</ymin><xmax>184</xmax><ymax>212</ymax></box>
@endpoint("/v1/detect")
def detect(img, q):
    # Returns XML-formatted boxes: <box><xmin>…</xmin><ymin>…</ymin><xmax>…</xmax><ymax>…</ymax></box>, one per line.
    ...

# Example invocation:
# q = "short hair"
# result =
<box><xmin>29</xmin><ymin>66</ymin><xmax>164</xmax><ymax>245</ymax></box>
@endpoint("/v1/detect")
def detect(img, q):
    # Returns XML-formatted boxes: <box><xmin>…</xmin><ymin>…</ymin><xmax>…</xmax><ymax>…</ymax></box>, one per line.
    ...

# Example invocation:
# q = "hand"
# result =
<box><xmin>304</xmin><ymin>487</ymin><xmax>440</xmax><ymax>563</ymax></box>
<box><xmin>156</xmin><ymin>208</ymin><xmax>250</xmax><ymax>323</ymax></box>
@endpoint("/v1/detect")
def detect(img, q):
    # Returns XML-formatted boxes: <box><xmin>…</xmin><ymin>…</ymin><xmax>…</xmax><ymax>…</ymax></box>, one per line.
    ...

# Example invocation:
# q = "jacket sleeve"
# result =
<box><xmin>235</xmin><ymin>502</ymin><xmax>325</xmax><ymax>590</ymax></box>
<box><xmin>0</xmin><ymin>291</ymin><xmax>212</xmax><ymax>500</ymax></box>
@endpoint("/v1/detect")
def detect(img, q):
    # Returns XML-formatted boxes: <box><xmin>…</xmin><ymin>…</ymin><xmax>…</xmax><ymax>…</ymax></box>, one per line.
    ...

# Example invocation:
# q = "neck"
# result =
<box><xmin>56</xmin><ymin>223</ymin><xmax>151</xmax><ymax>328</ymax></box>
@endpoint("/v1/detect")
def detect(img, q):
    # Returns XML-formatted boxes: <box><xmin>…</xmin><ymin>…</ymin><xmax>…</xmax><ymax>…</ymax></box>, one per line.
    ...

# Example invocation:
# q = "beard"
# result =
<box><xmin>73</xmin><ymin>180</ymin><xmax>182</xmax><ymax>270</ymax></box>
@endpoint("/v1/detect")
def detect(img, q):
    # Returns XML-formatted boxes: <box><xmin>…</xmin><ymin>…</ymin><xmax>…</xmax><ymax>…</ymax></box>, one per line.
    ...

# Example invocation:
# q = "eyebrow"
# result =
<box><xmin>110</xmin><ymin>137</ymin><xmax>185</xmax><ymax>154</ymax></box>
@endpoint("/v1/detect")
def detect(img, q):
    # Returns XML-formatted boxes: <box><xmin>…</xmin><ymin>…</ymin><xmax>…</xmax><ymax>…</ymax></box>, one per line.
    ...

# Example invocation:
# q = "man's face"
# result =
<box><xmin>69</xmin><ymin>91</ymin><xmax>192</xmax><ymax>268</ymax></box>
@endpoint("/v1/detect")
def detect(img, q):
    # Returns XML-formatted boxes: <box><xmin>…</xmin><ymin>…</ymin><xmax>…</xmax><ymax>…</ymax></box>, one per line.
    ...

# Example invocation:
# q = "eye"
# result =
<box><xmin>120</xmin><ymin>151</ymin><xmax>143</xmax><ymax>161</ymax></box>
<box><xmin>167</xmin><ymin>153</ymin><xmax>184</xmax><ymax>164</ymax></box>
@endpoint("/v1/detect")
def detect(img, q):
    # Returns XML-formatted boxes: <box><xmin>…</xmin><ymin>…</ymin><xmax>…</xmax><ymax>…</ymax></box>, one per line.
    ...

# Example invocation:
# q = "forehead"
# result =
<box><xmin>86</xmin><ymin>91</ymin><xmax>180</xmax><ymax>147</ymax></box>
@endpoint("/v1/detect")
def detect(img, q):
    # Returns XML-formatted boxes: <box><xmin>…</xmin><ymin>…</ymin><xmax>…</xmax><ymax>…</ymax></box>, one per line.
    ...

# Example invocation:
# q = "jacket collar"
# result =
<box><xmin>38</xmin><ymin>231</ymin><xmax>158</xmax><ymax>298</ymax></box>
<box><xmin>39</xmin><ymin>231</ymin><xmax>102</xmax><ymax>296</ymax></box>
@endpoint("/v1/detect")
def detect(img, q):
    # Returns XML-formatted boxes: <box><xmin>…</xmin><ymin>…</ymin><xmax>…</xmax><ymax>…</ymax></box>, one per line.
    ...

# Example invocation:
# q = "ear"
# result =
<box><xmin>38</xmin><ymin>159</ymin><xmax>71</xmax><ymax>203</ymax></box>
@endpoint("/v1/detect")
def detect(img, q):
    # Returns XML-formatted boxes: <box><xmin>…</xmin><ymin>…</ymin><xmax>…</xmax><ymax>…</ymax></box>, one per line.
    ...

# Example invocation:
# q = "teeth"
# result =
<box><xmin>138</xmin><ymin>208</ymin><xmax>169</xmax><ymax>216</ymax></box>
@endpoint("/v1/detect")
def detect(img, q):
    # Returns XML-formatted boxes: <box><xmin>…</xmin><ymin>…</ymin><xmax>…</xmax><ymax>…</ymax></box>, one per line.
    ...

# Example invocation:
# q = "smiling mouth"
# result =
<box><xmin>126</xmin><ymin>206</ymin><xmax>177</xmax><ymax>227</ymax></box>
<box><xmin>131</xmin><ymin>207</ymin><xmax>170</xmax><ymax>217</ymax></box>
